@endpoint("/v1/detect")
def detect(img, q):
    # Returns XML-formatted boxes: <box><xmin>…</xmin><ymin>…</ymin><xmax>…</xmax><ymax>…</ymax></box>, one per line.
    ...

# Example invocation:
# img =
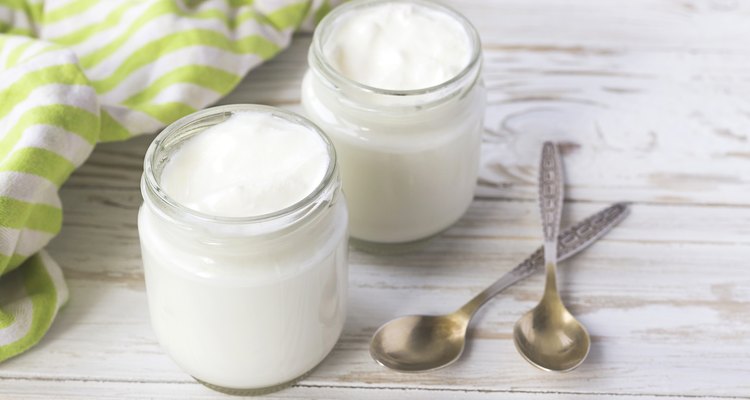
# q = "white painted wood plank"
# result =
<box><xmin>1</xmin><ymin>378</ymin><xmax>720</xmax><ymax>400</ymax></box>
<box><xmin>450</xmin><ymin>0</ymin><xmax>750</xmax><ymax>52</ymax></box>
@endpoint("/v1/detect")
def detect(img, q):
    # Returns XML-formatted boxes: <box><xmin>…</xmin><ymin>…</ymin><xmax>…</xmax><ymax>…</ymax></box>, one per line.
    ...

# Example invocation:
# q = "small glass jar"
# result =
<box><xmin>138</xmin><ymin>105</ymin><xmax>348</xmax><ymax>395</ymax></box>
<box><xmin>301</xmin><ymin>0</ymin><xmax>485</xmax><ymax>252</ymax></box>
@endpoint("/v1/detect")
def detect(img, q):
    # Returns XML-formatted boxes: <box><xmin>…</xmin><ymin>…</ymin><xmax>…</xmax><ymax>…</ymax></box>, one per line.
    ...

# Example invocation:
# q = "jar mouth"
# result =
<box><xmin>142</xmin><ymin>104</ymin><xmax>339</xmax><ymax>226</ymax></box>
<box><xmin>311</xmin><ymin>0</ymin><xmax>482</xmax><ymax>97</ymax></box>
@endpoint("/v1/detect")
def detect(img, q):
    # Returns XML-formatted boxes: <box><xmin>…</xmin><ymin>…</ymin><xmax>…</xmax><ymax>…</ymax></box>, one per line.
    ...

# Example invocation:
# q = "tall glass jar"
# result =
<box><xmin>138</xmin><ymin>105</ymin><xmax>348</xmax><ymax>395</ymax></box>
<box><xmin>301</xmin><ymin>0</ymin><xmax>485</xmax><ymax>252</ymax></box>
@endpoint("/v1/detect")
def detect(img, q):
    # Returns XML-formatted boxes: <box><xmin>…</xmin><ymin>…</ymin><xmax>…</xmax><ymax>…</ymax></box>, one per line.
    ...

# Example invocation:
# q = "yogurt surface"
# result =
<box><xmin>322</xmin><ymin>1</ymin><xmax>472</xmax><ymax>90</ymax></box>
<box><xmin>160</xmin><ymin>111</ymin><xmax>329</xmax><ymax>217</ymax></box>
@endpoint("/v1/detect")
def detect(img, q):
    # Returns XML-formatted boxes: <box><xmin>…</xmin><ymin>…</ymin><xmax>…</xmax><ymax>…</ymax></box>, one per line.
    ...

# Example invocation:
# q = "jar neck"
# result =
<box><xmin>141</xmin><ymin>172</ymin><xmax>342</xmax><ymax>243</ymax></box>
<box><xmin>141</xmin><ymin>104</ymin><xmax>341</xmax><ymax>242</ymax></box>
<box><xmin>308</xmin><ymin>0</ymin><xmax>483</xmax><ymax>115</ymax></box>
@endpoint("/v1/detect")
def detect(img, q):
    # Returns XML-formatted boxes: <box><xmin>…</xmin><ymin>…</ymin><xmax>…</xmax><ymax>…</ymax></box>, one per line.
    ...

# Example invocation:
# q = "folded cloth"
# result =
<box><xmin>0</xmin><ymin>0</ymin><xmax>337</xmax><ymax>363</ymax></box>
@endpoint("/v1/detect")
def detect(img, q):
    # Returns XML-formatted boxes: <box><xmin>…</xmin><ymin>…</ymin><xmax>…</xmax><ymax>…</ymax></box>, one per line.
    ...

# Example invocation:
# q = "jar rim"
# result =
<box><xmin>142</xmin><ymin>104</ymin><xmax>339</xmax><ymax>226</ymax></box>
<box><xmin>311</xmin><ymin>0</ymin><xmax>482</xmax><ymax>97</ymax></box>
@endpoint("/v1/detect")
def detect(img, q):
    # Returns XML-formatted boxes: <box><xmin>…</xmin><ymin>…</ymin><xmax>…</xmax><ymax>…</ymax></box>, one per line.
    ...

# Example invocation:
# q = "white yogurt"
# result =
<box><xmin>138</xmin><ymin>106</ymin><xmax>348</xmax><ymax>393</ymax></box>
<box><xmin>323</xmin><ymin>1</ymin><xmax>471</xmax><ymax>90</ymax></box>
<box><xmin>160</xmin><ymin>112</ymin><xmax>329</xmax><ymax>217</ymax></box>
<box><xmin>303</xmin><ymin>0</ymin><xmax>485</xmax><ymax>248</ymax></box>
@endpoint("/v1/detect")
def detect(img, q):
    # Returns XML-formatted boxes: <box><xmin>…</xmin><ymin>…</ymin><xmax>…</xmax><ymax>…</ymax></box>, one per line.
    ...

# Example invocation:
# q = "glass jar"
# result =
<box><xmin>138</xmin><ymin>105</ymin><xmax>348</xmax><ymax>395</ymax></box>
<box><xmin>301</xmin><ymin>0</ymin><xmax>485</xmax><ymax>252</ymax></box>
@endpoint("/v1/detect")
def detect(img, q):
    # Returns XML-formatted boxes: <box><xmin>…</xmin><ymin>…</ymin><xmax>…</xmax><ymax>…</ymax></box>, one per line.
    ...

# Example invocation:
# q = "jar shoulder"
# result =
<box><xmin>301</xmin><ymin>71</ymin><xmax>486</xmax><ymax>146</ymax></box>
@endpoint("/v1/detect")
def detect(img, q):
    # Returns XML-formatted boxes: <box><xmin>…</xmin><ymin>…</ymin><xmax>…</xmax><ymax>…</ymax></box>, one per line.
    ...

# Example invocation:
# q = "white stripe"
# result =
<box><xmin>0</xmin><ymin>171</ymin><xmax>62</xmax><ymax>207</ymax></box>
<box><xmin>85</xmin><ymin>13</ymin><xmax>288</xmax><ymax>82</ymax></box>
<box><xmin>75</xmin><ymin>11</ymin><xmax>221</xmax><ymax>72</ymax></box>
<box><xmin>0</xmin><ymin>83</ymin><xmax>99</xmax><ymax>142</ymax></box>
<box><xmin>0</xmin><ymin>36</ymin><xmax>22</xmax><ymax>67</ymax></box>
<box><xmin>0</xmin><ymin>227</ymin><xmax>20</xmax><ymax>257</ymax></box>
<box><xmin>147</xmin><ymin>83</ymin><xmax>223</xmax><ymax>110</ymax></box>
<box><xmin>0</xmin><ymin>35</ymin><xmax>18</xmax><ymax>70</ymax></box>
<box><xmin>0</xmin><ymin>227</ymin><xmax>56</xmax><ymax>260</ymax></box>
<box><xmin>0</xmin><ymin>5</ymin><xmax>34</xmax><ymax>33</ymax></box>
<box><xmin>14</xmin><ymin>40</ymin><xmax>61</xmax><ymax>67</ymax></box>
<box><xmin>253</xmin><ymin>0</ymin><xmax>307</xmax><ymax>16</ymax></box>
<box><xmin>10</xmin><ymin>124</ymin><xmax>95</xmax><ymax>167</ymax></box>
<box><xmin>100</xmin><ymin>47</ymin><xmax>262</xmax><ymax>103</ymax></box>
<box><xmin>15</xmin><ymin>229</ymin><xmax>56</xmax><ymax>258</ymax></box>
<box><xmin>175</xmin><ymin>0</ymin><xmax>233</xmax><ymax>15</ymax></box>
<box><xmin>102</xmin><ymin>103</ymin><xmax>164</xmax><ymax>136</ymax></box>
<box><xmin>40</xmin><ymin>250</ymin><xmax>69</xmax><ymax>308</ymax></box>
<box><xmin>43</xmin><ymin>0</ymin><xmax>90</xmax><ymax>13</ymax></box>
<box><xmin>41</xmin><ymin>1</ymin><xmax>128</xmax><ymax>39</ymax></box>
<box><xmin>298</xmin><ymin>0</ymin><xmax>327</xmax><ymax>32</ymax></box>
<box><xmin>0</xmin><ymin>272</ymin><xmax>33</xmax><ymax>347</ymax></box>
<box><xmin>0</xmin><ymin>47</ymin><xmax>76</xmax><ymax>93</ymax></box>
<box><xmin>55</xmin><ymin>1</ymin><xmax>153</xmax><ymax>58</ymax></box>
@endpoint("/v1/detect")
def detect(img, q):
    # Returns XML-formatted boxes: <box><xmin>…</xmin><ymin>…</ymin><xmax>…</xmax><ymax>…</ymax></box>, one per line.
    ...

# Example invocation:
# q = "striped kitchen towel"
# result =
<box><xmin>0</xmin><ymin>0</ymin><xmax>337</xmax><ymax>363</ymax></box>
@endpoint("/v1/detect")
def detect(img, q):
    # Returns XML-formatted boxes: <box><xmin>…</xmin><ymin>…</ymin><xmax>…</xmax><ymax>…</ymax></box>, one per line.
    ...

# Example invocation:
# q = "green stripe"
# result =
<box><xmin>91</xmin><ymin>31</ymin><xmax>278</xmax><ymax>94</ymax></box>
<box><xmin>0</xmin><ymin>308</ymin><xmax>14</xmax><ymax>329</ymax></box>
<box><xmin>0</xmin><ymin>105</ymin><xmax>99</xmax><ymax>161</ymax></box>
<box><xmin>25</xmin><ymin>41</ymin><xmax>63</xmax><ymax>60</ymax></box>
<box><xmin>228</xmin><ymin>0</ymin><xmax>252</xmax><ymax>7</ymax></box>
<box><xmin>0</xmin><ymin>147</ymin><xmax>76</xmax><ymax>188</ymax></box>
<box><xmin>4</xmin><ymin>40</ymin><xmax>36</xmax><ymax>68</ymax></box>
<box><xmin>0</xmin><ymin>64</ymin><xmax>90</xmax><ymax>121</ymax></box>
<box><xmin>0</xmin><ymin>197</ymin><xmax>62</xmax><ymax>234</ymax></box>
<box><xmin>43</xmin><ymin>0</ymin><xmax>99</xmax><ymax>24</ymax></box>
<box><xmin>0</xmin><ymin>253</ymin><xmax>29</xmax><ymax>277</ymax></box>
<box><xmin>266</xmin><ymin>1</ymin><xmax>310</xmax><ymax>30</ymax></box>
<box><xmin>191</xmin><ymin>8</ymin><xmax>249</xmax><ymax>31</ymax></box>
<box><xmin>49</xmin><ymin>2</ymin><xmax>132</xmax><ymax>46</ymax></box>
<box><xmin>0</xmin><ymin>0</ymin><xmax>26</xmax><ymax>11</ymax></box>
<box><xmin>24</xmin><ymin>253</ymin><xmax>60</xmax><ymax>319</ymax></box>
<box><xmin>237</xmin><ymin>8</ymin><xmax>266</xmax><ymax>25</ymax></box>
<box><xmin>129</xmin><ymin>102</ymin><xmax>197</xmax><ymax>125</ymax></box>
<box><xmin>0</xmin><ymin>0</ymin><xmax>43</xmax><ymax>27</ymax></box>
<box><xmin>99</xmin><ymin>110</ymin><xmax>133</xmax><ymax>142</ymax></box>
<box><xmin>78</xmin><ymin>0</ymin><xmax>222</xmax><ymax>68</ymax></box>
<box><xmin>0</xmin><ymin>21</ymin><xmax>34</xmax><ymax>36</ymax></box>
<box><xmin>77</xmin><ymin>0</ymin><xmax>292</xmax><ymax>69</ymax></box>
<box><xmin>50</xmin><ymin>2</ymin><xmax>273</xmax><ymax>46</ymax></box>
<box><xmin>0</xmin><ymin>254</ymin><xmax>59</xmax><ymax>360</ymax></box>
<box><xmin>314</xmin><ymin>0</ymin><xmax>332</xmax><ymax>25</ymax></box>
<box><xmin>123</xmin><ymin>65</ymin><xmax>239</xmax><ymax>106</ymax></box>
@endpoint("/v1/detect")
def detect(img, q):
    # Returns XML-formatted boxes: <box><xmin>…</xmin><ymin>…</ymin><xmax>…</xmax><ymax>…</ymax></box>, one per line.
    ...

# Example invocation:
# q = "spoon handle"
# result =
<box><xmin>539</xmin><ymin>141</ymin><xmax>564</xmax><ymax>262</ymax></box>
<box><xmin>458</xmin><ymin>202</ymin><xmax>630</xmax><ymax>316</ymax></box>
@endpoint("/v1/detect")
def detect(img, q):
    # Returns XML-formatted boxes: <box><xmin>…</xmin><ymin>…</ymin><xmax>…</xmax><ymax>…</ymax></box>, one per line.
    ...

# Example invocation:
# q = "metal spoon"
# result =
<box><xmin>369</xmin><ymin>201</ymin><xmax>629</xmax><ymax>372</ymax></box>
<box><xmin>513</xmin><ymin>141</ymin><xmax>589</xmax><ymax>372</ymax></box>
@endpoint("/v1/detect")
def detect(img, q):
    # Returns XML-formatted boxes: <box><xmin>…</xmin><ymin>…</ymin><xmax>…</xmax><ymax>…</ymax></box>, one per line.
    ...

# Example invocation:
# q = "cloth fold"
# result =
<box><xmin>0</xmin><ymin>0</ymin><xmax>335</xmax><ymax>363</ymax></box>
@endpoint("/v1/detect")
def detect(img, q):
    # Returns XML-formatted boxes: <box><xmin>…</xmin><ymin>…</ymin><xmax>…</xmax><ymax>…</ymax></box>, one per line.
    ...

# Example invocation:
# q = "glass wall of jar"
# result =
<box><xmin>301</xmin><ymin>0</ymin><xmax>486</xmax><ymax>252</ymax></box>
<box><xmin>138</xmin><ymin>105</ymin><xmax>348</xmax><ymax>394</ymax></box>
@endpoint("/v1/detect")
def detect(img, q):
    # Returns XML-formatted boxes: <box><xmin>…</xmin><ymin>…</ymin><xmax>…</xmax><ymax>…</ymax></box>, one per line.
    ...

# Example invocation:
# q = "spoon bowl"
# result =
<box><xmin>513</xmin><ymin>295</ymin><xmax>590</xmax><ymax>372</ymax></box>
<box><xmin>370</xmin><ymin>313</ymin><xmax>469</xmax><ymax>372</ymax></box>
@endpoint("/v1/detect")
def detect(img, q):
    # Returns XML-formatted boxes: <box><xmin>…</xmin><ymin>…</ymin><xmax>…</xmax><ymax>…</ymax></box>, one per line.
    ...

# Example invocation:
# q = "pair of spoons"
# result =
<box><xmin>370</xmin><ymin>142</ymin><xmax>629</xmax><ymax>373</ymax></box>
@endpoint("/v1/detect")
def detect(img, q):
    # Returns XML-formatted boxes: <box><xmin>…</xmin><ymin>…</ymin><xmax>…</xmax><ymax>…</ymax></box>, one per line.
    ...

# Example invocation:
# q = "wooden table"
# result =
<box><xmin>3</xmin><ymin>1</ymin><xmax>749</xmax><ymax>398</ymax></box>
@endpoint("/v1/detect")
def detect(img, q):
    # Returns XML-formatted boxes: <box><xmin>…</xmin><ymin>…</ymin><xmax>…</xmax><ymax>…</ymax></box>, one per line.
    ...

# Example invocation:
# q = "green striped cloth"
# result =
<box><xmin>0</xmin><ymin>0</ymin><xmax>336</xmax><ymax>363</ymax></box>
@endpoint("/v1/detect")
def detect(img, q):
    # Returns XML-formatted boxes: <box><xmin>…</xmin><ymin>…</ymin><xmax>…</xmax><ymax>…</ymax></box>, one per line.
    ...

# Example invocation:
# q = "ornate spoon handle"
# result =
<box><xmin>539</xmin><ymin>141</ymin><xmax>564</xmax><ymax>261</ymax></box>
<box><xmin>459</xmin><ymin>202</ymin><xmax>630</xmax><ymax>316</ymax></box>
